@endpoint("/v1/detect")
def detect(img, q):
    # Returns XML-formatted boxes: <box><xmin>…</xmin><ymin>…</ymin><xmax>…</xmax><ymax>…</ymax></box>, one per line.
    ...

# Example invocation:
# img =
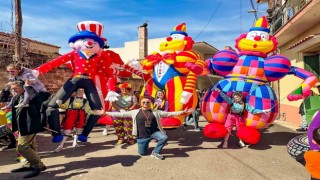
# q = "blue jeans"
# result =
<box><xmin>300</xmin><ymin>115</ymin><xmax>308</xmax><ymax>128</ymax></box>
<box><xmin>184</xmin><ymin>110</ymin><xmax>199</xmax><ymax>129</ymax></box>
<box><xmin>137</xmin><ymin>131</ymin><xmax>168</xmax><ymax>155</ymax></box>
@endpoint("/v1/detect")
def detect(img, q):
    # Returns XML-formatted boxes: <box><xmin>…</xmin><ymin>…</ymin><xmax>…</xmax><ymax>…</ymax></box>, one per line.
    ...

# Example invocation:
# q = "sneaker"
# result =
<box><xmin>14</xmin><ymin>103</ymin><xmax>29</xmax><ymax>108</ymax></box>
<box><xmin>222</xmin><ymin>141</ymin><xmax>228</xmax><ymax>149</ymax></box>
<box><xmin>239</xmin><ymin>140</ymin><xmax>246</xmax><ymax>148</ymax></box>
<box><xmin>54</xmin><ymin>146</ymin><xmax>63</xmax><ymax>152</ymax></box>
<box><xmin>11</xmin><ymin>166</ymin><xmax>33</xmax><ymax>173</ymax></box>
<box><xmin>115</xmin><ymin>140</ymin><xmax>124</xmax><ymax>145</ymax></box>
<box><xmin>193</xmin><ymin>128</ymin><xmax>201</xmax><ymax>132</ymax></box>
<box><xmin>296</xmin><ymin>128</ymin><xmax>308</xmax><ymax>132</ymax></box>
<box><xmin>72</xmin><ymin>144</ymin><xmax>80</xmax><ymax>147</ymax></box>
<box><xmin>102</xmin><ymin>128</ymin><xmax>108</xmax><ymax>136</ymax></box>
<box><xmin>16</xmin><ymin>156</ymin><xmax>26</xmax><ymax>163</ymax></box>
<box><xmin>150</xmin><ymin>152</ymin><xmax>165</xmax><ymax>160</ymax></box>
<box><xmin>23</xmin><ymin>166</ymin><xmax>46</xmax><ymax>179</ymax></box>
<box><xmin>127</xmin><ymin>140</ymin><xmax>135</xmax><ymax>145</ymax></box>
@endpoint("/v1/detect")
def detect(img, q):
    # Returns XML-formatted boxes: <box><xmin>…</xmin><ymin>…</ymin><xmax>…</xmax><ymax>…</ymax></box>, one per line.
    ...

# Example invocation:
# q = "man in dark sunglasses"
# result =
<box><xmin>97</xmin><ymin>96</ymin><xmax>194</xmax><ymax>160</ymax></box>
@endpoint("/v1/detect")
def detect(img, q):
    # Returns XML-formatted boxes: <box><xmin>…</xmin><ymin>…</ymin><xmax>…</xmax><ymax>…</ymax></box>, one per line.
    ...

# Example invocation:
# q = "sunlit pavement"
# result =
<box><xmin>0</xmin><ymin>117</ymin><xmax>309</xmax><ymax>180</ymax></box>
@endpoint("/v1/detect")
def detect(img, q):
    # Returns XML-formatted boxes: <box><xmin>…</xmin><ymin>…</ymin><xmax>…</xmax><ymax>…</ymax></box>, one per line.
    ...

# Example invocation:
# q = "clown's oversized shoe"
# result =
<box><xmin>203</xmin><ymin>123</ymin><xmax>228</xmax><ymax>138</ymax></box>
<box><xmin>161</xmin><ymin>117</ymin><xmax>181</xmax><ymax>129</ymax></box>
<box><xmin>78</xmin><ymin>134</ymin><xmax>87</xmax><ymax>142</ymax></box>
<box><xmin>236</xmin><ymin>126</ymin><xmax>261</xmax><ymax>144</ymax></box>
<box><xmin>52</xmin><ymin>135</ymin><xmax>63</xmax><ymax>143</ymax></box>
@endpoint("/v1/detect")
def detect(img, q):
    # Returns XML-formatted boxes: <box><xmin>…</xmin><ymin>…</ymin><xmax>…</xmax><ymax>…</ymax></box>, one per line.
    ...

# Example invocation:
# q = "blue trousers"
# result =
<box><xmin>137</xmin><ymin>131</ymin><xmax>168</xmax><ymax>155</ymax></box>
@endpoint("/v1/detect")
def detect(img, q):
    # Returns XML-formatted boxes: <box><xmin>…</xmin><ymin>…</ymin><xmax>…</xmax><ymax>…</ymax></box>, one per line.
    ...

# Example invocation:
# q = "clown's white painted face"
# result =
<box><xmin>170</xmin><ymin>34</ymin><xmax>185</xmax><ymax>40</ymax></box>
<box><xmin>70</xmin><ymin>38</ymin><xmax>101</xmax><ymax>53</ymax></box>
<box><xmin>246</xmin><ymin>31</ymin><xmax>269</xmax><ymax>41</ymax></box>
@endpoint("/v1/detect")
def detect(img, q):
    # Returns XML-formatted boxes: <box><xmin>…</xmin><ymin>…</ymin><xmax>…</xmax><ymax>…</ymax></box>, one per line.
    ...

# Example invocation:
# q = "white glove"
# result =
<box><xmin>128</xmin><ymin>58</ymin><xmax>143</xmax><ymax>71</ymax></box>
<box><xmin>56</xmin><ymin>99</ymin><xmax>62</xmax><ymax>105</ymax></box>
<box><xmin>0</xmin><ymin>107</ymin><xmax>7</xmax><ymax>110</ymax></box>
<box><xmin>180</xmin><ymin>91</ymin><xmax>193</xmax><ymax>104</ymax></box>
<box><xmin>119</xmin><ymin>109</ymin><xmax>126</xmax><ymax>112</ymax></box>
<box><xmin>31</xmin><ymin>69</ymin><xmax>39</xmax><ymax>78</ymax></box>
<box><xmin>105</xmin><ymin>91</ymin><xmax>120</xmax><ymax>102</ymax></box>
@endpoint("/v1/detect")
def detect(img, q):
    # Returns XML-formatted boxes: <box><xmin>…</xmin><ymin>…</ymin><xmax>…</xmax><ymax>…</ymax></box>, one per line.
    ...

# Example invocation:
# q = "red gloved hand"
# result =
<box><xmin>146</xmin><ymin>53</ymin><xmax>163</xmax><ymax>65</ymax></box>
<box><xmin>185</xmin><ymin>62</ymin><xmax>203</xmax><ymax>75</ymax></box>
<box><xmin>163</xmin><ymin>53</ymin><xmax>176</xmax><ymax>61</ymax></box>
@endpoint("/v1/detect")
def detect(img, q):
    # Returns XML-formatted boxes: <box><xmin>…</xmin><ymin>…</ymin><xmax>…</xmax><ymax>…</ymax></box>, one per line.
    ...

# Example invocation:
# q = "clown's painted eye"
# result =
<box><xmin>172</xmin><ymin>35</ymin><xmax>179</xmax><ymax>39</ymax></box>
<box><xmin>246</xmin><ymin>32</ymin><xmax>257</xmax><ymax>40</ymax></box>
<box><xmin>82</xmin><ymin>39</ymin><xmax>86</xmax><ymax>42</ymax></box>
<box><xmin>171</xmin><ymin>34</ymin><xmax>185</xmax><ymax>40</ymax></box>
<box><xmin>260</xmin><ymin>33</ymin><xmax>269</xmax><ymax>40</ymax></box>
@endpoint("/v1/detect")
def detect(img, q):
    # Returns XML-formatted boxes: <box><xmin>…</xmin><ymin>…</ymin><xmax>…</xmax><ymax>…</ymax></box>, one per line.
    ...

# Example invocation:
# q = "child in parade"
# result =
<box><xmin>153</xmin><ymin>90</ymin><xmax>168</xmax><ymax>111</ymax></box>
<box><xmin>214</xmin><ymin>88</ymin><xmax>270</xmax><ymax>148</ymax></box>
<box><xmin>304</xmin><ymin>127</ymin><xmax>320</xmax><ymax>180</ymax></box>
<box><xmin>183</xmin><ymin>95</ymin><xmax>201</xmax><ymax>131</ymax></box>
<box><xmin>111</xmin><ymin>83</ymin><xmax>139</xmax><ymax>145</ymax></box>
<box><xmin>0</xmin><ymin>88</ymin><xmax>25</xmax><ymax>162</ymax></box>
<box><xmin>5</xmin><ymin>64</ymin><xmax>47</xmax><ymax>108</ymax></box>
<box><xmin>54</xmin><ymin>88</ymin><xmax>98</xmax><ymax>152</ymax></box>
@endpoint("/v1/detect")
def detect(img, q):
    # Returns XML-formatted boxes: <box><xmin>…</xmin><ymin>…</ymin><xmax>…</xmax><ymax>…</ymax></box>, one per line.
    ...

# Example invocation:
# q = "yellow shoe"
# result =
<box><xmin>16</xmin><ymin>156</ymin><xmax>26</xmax><ymax>162</ymax></box>
<box><xmin>115</xmin><ymin>140</ymin><xmax>124</xmax><ymax>145</ymax></box>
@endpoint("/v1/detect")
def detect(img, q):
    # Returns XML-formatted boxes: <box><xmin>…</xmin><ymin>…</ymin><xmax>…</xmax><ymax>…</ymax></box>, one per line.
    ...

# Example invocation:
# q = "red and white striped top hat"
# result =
<box><xmin>77</xmin><ymin>21</ymin><xmax>107</xmax><ymax>41</ymax></box>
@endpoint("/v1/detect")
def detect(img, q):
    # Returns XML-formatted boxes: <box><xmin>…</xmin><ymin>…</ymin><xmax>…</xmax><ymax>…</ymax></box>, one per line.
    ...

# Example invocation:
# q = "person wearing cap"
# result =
<box><xmin>111</xmin><ymin>83</ymin><xmax>139</xmax><ymax>145</ymax></box>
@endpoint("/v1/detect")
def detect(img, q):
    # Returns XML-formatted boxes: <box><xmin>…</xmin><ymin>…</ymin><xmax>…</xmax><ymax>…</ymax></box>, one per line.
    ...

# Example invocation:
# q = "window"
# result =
<box><xmin>304</xmin><ymin>53</ymin><xmax>320</xmax><ymax>80</ymax></box>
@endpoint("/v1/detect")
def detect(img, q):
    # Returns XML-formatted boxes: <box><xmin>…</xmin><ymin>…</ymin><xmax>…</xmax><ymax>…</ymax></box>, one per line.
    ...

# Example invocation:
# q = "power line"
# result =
<box><xmin>240</xmin><ymin>0</ymin><xmax>243</xmax><ymax>33</ymax></box>
<box><xmin>194</xmin><ymin>0</ymin><xmax>222</xmax><ymax>40</ymax></box>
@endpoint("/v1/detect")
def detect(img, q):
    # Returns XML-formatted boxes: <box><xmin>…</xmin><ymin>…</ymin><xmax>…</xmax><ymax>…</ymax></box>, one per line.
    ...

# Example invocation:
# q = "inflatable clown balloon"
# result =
<box><xmin>202</xmin><ymin>16</ymin><xmax>317</xmax><ymax>144</ymax></box>
<box><xmin>35</xmin><ymin>21</ymin><xmax>134</xmax><ymax>143</ymax></box>
<box><xmin>140</xmin><ymin>23</ymin><xmax>209</xmax><ymax>128</ymax></box>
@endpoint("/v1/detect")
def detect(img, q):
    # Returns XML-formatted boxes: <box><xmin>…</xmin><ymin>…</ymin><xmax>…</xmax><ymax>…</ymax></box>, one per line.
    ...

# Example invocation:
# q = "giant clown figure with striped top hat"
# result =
<box><xmin>202</xmin><ymin>16</ymin><xmax>318</xmax><ymax>144</ymax></box>
<box><xmin>140</xmin><ymin>23</ymin><xmax>209</xmax><ymax>128</ymax></box>
<box><xmin>35</xmin><ymin>21</ymin><xmax>137</xmax><ymax>143</ymax></box>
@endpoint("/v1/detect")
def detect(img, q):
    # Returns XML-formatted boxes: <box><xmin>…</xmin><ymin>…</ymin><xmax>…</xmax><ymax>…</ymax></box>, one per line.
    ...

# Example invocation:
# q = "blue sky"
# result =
<box><xmin>0</xmin><ymin>0</ymin><xmax>268</xmax><ymax>54</ymax></box>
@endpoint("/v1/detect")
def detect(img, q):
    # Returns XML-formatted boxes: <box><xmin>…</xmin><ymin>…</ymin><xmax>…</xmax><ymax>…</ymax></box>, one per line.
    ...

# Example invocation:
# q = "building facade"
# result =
<box><xmin>0</xmin><ymin>32</ymin><xmax>71</xmax><ymax>92</ymax></box>
<box><xmin>269</xmin><ymin>0</ymin><xmax>320</xmax><ymax>125</ymax></box>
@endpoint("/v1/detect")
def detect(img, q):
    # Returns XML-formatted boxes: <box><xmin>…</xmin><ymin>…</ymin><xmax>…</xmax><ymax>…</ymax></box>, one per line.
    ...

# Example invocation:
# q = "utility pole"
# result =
<box><xmin>249</xmin><ymin>0</ymin><xmax>258</xmax><ymax>20</ymax></box>
<box><xmin>14</xmin><ymin>0</ymin><xmax>22</xmax><ymax>65</ymax></box>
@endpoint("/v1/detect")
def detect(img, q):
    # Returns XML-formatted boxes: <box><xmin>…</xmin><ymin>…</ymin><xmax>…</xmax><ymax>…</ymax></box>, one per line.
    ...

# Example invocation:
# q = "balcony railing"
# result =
<box><xmin>270</xmin><ymin>0</ymin><xmax>310</xmax><ymax>34</ymax></box>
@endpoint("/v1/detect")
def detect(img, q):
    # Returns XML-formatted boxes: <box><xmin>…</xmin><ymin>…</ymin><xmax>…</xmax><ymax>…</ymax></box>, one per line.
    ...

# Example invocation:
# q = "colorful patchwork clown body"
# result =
<box><xmin>202</xmin><ymin>17</ymin><xmax>318</xmax><ymax>144</ymax></box>
<box><xmin>141</xmin><ymin>23</ymin><xmax>209</xmax><ymax>128</ymax></box>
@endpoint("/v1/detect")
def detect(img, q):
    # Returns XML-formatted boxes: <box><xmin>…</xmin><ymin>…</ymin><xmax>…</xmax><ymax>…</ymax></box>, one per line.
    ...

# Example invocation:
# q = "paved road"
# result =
<box><xmin>0</xmin><ymin>117</ymin><xmax>309</xmax><ymax>180</ymax></box>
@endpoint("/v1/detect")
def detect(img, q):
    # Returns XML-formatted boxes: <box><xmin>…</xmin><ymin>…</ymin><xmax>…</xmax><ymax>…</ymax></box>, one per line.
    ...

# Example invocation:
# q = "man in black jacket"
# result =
<box><xmin>10</xmin><ymin>80</ymin><xmax>46</xmax><ymax>179</ymax></box>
